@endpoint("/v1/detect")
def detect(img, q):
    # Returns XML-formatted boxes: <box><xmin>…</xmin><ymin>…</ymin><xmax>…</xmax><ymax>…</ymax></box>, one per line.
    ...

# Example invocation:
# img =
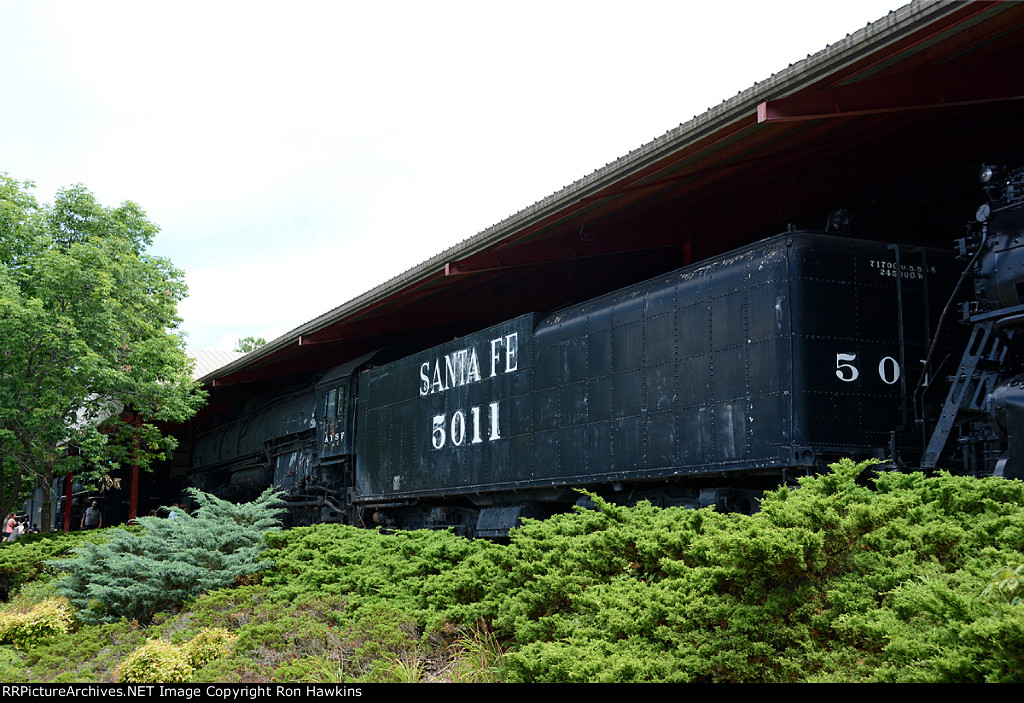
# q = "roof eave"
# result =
<box><xmin>199</xmin><ymin>0</ymin><xmax>979</xmax><ymax>385</ymax></box>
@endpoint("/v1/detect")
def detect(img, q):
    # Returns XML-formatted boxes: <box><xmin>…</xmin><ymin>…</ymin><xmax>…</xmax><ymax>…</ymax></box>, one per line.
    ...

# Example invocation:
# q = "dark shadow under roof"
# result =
<box><xmin>199</xmin><ymin>0</ymin><xmax>1024</xmax><ymax>397</ymax></box>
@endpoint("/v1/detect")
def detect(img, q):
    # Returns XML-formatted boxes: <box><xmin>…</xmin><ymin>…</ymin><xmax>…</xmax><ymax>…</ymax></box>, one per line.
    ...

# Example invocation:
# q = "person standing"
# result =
<box><xmin>80</xmin><ymin>501</ymin><xmax>103</xmax><ymax>530</ymax></box>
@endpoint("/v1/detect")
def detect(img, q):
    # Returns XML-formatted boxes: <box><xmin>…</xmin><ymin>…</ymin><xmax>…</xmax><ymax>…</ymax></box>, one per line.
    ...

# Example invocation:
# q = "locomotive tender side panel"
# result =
<box><xmin>354</xmin><ymin>233</ymin><xmax>959</xmax><ymax>506</ymax></box>
<box><xmin>356</xmin><ymin>314</ymin><xmax>538</xmax><ymax>500</ymax></box>
<box><xmin>787</xmin><ymin>237</ymin><xmax>958</xmax><ymax>459</ymax></box>
<box><xmin>530</xmin><ymin>239</ymin><xmax>795</xmax><ymax>480</ymax></box>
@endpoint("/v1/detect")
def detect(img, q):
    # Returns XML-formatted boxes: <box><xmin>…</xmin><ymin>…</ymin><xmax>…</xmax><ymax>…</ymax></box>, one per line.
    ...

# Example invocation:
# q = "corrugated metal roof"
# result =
<box><xmin>187</xmin><ymin>349</ymin><xmax>245</xmax><ymax>380</ymax></box>
<box><xmin>199</xmin><ymin>0</ymin><xmax>989</xmax><ymax>385</ymax></box>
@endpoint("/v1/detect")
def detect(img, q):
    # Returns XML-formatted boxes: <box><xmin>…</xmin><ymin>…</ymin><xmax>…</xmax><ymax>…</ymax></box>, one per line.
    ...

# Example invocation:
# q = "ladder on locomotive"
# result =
<box><xmin>921</xmin><ymin>317</ymin><xmax>1009</xmax><ymax>468</ymax></box>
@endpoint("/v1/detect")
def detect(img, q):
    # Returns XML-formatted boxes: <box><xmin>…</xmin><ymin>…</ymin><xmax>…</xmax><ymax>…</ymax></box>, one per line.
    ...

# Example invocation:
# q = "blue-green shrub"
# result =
<box><xmin>52</xmin><ymin>487</ymin><xmax>284</xmax><ymax>624</ymax></box>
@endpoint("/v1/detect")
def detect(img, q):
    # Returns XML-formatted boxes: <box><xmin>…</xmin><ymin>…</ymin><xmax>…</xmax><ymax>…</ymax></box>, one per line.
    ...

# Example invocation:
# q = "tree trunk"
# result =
<box><xmin>37</xmin><ymin>468</ymin><xmax>55</xmax><ymax>533</ymax></box>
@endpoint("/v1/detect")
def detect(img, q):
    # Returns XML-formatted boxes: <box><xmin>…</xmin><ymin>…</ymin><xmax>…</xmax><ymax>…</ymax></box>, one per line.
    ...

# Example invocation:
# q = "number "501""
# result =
<box><xmin>835</xmin><ymin>353</ymin><xmax>901</xmax><ymax>385</ymax></box>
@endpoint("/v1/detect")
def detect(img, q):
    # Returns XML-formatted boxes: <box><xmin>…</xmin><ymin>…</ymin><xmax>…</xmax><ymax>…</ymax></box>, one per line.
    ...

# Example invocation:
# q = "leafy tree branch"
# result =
<box><xmin>0</xmin><ymin>174</ymin><xmax>206</xmax><ymax>526</ymax></box>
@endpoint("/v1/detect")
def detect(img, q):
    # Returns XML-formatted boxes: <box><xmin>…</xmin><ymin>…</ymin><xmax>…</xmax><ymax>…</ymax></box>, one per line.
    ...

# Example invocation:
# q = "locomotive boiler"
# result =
<box><xmin>189</xmin><ymin>165</ymin><xmax>1024</xmax><ymax>535</ymax></box>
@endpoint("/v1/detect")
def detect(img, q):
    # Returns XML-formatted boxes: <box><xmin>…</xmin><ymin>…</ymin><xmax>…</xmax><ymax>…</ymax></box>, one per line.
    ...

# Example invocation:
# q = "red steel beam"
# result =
<box><xmin>758</xmin><ymin>47</ymin><xmax>1024</xmax><ymax>124</ymax></box>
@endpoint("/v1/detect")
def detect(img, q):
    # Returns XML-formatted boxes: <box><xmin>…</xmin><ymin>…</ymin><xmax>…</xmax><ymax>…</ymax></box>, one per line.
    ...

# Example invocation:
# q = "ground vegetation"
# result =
<box><xmin>0</xmin><ymin>460</ymin><xmax>1022</xmax><ymax>682</ymax></box>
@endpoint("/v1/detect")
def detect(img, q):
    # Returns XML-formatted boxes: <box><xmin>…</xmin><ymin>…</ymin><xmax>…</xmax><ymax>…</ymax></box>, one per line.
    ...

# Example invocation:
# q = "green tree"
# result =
<box><xmin>0</xmin><ymin>174</ymin><xmax>206</xmax><ymax>528</ymax></box>
<box><xmin>233</xmin><ymin>336</ymin><xmax>266</xmax><ymax>354</ymax></box>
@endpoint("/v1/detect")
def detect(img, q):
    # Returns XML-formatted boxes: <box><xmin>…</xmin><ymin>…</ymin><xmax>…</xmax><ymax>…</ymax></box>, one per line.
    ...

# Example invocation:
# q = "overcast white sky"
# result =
<box><xmin>1</xmin><ymin>0</ymin><xmax>902</xmax><ymax>351</ymax></box>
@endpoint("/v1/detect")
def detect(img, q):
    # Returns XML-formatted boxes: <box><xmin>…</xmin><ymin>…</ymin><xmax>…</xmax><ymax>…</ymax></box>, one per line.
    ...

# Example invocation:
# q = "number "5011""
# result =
<box><xmin>432</xmin><ymin>402</ymin><xmax>501</xmax><ymax>449</ymax></box>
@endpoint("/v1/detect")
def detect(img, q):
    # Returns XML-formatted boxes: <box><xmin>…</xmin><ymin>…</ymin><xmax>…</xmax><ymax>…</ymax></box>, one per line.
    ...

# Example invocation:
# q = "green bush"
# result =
<box><xmin>117</xmin><ymin>639</ymin><xmax>194</xmax><ymax>683</ymax></box>
<box><xmin>263</xmin><ymin>523</ymin><xmax>493</xmax><ymax>624</ymax></box>
<box><xmin>182</xmin><ymin>627</ymin><xmax>236</xmax><ymax>668</ymax></box>
<box><xmin>52</xmin><ymin>487</ymin><xmax>285</xmax><ymax>624</ymax></box>
<box><xmin>0</xmin><ymin>597</ymin><xmax>73</xmax><ymax>650</ymax></box>
<box><xmin>0</xmin><ymin>531</ymin><xmax>108</xmax><ymax>602</ymax></box>
<box><xmin>424</xmin><ymin>460</ymin><xmax>1024</xmax><ymax>682</ymax></box>
<box><xmin>0</xmin><ymin>646</ymin><xmax>26</xmax><ymax>683</ymax></box>
<box><xmin>116</xmin><ymin>627</ymin><xmax>237</xmax><ymax>683</ymax></box>
<box><xmin>7</xmin><ymin>460</ymin><xmax>1024</xmax><ymax>683</ymax></box>
<box><xmin>246</xmin><ymin>461</ymin><xmax>1024</xmax><ymax>682</ymax></box>
<box><xmin>17</xmin><ymin>618</ymin><xmax>146</xmax><ymax>682</ymax></box>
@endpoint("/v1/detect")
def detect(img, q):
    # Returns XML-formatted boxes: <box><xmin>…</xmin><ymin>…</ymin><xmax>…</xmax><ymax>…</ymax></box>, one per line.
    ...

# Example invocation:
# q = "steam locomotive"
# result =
<box><xmin>188</xmin><ymin>165</ymin><xmax>1024</xmax><ymax>536</ymax></box>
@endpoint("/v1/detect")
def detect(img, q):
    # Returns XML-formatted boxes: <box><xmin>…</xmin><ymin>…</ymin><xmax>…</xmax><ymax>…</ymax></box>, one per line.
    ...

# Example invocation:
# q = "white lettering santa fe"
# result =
<box><xmin>419</xmin><ymin>333</ymin><xmax>519</xmax><ymax>396</ymax></box>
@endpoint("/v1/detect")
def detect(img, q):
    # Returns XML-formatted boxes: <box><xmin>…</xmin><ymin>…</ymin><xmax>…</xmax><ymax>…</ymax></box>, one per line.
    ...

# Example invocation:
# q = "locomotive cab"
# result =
<box><xmin>315</xmin><ymin>367</ymin><xmax>357</xmax><ymax>461</ymax></box>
